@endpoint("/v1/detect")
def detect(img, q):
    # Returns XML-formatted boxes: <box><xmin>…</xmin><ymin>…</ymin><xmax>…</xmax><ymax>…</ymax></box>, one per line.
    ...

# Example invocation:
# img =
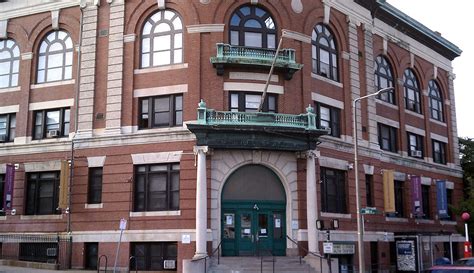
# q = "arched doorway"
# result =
<box><xmin>221</xmin><ymin>164</ymin><xmax>286</xmax><ymax>256</ymax></box>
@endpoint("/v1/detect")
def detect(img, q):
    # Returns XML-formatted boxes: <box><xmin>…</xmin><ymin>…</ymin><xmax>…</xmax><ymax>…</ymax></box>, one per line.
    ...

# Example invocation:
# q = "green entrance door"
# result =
<box><xmin>221</xmin><ymin>164</ymin><xmax>287</xmax><ymax>257</ymax></box>
<box><xmin>222</xmin><ymin>202</ymin><xmax>286</xmax><ymax>256</ymax></box>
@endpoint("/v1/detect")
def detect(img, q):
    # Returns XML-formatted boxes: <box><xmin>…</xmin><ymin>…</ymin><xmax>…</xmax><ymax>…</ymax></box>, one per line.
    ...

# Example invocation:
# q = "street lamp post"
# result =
<box><xmin>352</xmin><ymin>87</ymin><xmax>394</xmax><ymax>273</ymax></box>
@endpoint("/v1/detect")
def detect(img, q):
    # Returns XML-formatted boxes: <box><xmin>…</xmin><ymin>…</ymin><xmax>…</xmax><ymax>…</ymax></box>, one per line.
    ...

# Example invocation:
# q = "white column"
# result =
<box><xmin>194</xmin><ymin>146</ymin><xmax>208</xmax><ymax>259</ymax></box>
<box><xmin>306</xmin><ymin>150</ymin><xmax>319</xmax><ymax>254</ymax></box>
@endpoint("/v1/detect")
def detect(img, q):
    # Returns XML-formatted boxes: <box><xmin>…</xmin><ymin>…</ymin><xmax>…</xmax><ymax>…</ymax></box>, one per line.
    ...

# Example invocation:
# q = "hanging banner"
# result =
<box><xmin>437</xmin><ymin>180</ymin><xmax>449</xmax><ymax>219</ymax></box>
<box><xmin>383</xmin><ymin>170</ymin><xmax>395</xmax><ymax>213</ymax></box>
<box><xmin>3</xmin><ymin>164</ymin><xmax>15</xmax><ymax>211</ymax></box>
<box><xmin>411</xmin><ymin>176</ymin><xmax>423</xmax><ymax>217</ymax></box>
<box><xmin>58</xmin><ymin>160</ymin><xmax>70</xmax><ymax>209</ymax></box>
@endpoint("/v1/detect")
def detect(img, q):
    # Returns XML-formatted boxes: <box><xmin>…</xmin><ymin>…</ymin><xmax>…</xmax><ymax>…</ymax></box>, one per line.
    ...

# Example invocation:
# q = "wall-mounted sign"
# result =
<box><xmin>181</xmin><ymin>234</ymin><xmax>191</xmax><ymax>244</ymax></box>
<box><xmin>323</xmin><ymin>243</ymin><xmax>355</xmax><ymax>254</ymax></box>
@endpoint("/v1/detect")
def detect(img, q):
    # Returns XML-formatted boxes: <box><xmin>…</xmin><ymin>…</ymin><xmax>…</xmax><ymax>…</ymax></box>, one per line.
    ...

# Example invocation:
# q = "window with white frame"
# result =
<box><xmin>375</xmin><ymin>55</ymin><xmax>395</xmax><ymax>104</ymax></box>
<box><xmin>311</xmin><ymin>24</ymin><xmax>338</xmax><ymax>81</ymax></box>
<box><xmin>0</xmin><ymin>113</ymin><xmax>15</xmax><ymax>142</ymax></box>
<box><xmin>33</xmin><ymin>108</ymin><xmax>70</xmax><ymax>139</ymax></box>
<box><xmin>0</xmin><ymin>39</ymin><xmax>20</xmax><ymax>88</ymax></box>
<box><xmin>407</xmin><ymin>132</ymin><xmax>423</xmax><ymax>158</ymax></box>
<box><xmin>229</xmin><ymin>92</ymin><xmax>276</xmax><ymax>112</ymax></box>
<box><xmin>229</xmin><ymin>5</ymin><xmax>276</xmax><ymax>49</ymax></box>
<box><xmin>37</xmin><ymin>30</ymin><xmax>73</xmax><ymax>83</ymax></box>
<box><xmin>141</xmin><ymin>10</ymin><xmax>183</xmax><ymax>68</ymax></box>
<box><xmin>429</xmin><ymin>80</ymin><xmax>444</xmax><ymax>122</ymax></box>
<box><xmin>403</xmin><ymin>69</ymin><xmax>421</xmax><ymax>113</ymax></box>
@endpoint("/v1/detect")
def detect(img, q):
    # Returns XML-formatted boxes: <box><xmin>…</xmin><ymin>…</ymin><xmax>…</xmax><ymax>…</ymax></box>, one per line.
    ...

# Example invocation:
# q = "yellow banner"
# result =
<box><xmin>59</xmin><ymin>160</ymin><xmax>70</xmax><ymax>209</ymax></box>
<box><xmin>383</xmin><ymin>170</ymin><xmax>395</xmax><ymax>213</ymax></box>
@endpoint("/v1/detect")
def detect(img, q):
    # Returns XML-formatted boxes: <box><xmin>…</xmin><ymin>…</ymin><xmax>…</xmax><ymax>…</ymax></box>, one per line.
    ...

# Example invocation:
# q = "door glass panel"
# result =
<box><xmin>258</xmin><ymin>214</ymin><xmax>268</xmax><ymax>237</ymax></box>
<box><xmin>241</xmin><ymin>213</ymin><xmax>252</xmax><ymax>238</ymax></box>
<box><xmin>223</xmin><ymin>213</ymin><xmax>235</xmax><ymax>239</ymax></box>
<box><xmin>273</xmin><ymin>213</ymin><xmax>282</xmax><ymax>239</ymax></box>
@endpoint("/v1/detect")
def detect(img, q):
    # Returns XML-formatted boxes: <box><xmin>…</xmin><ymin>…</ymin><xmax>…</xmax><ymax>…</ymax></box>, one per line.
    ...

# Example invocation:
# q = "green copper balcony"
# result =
<box><xmin>187</xmin><ymin>100</ymin><xmax>328</xmax><ymax>151</ymax></box>
<box><xmin>210</xmin><ymin>43</ymin><xmax>303</xmax><ymax>80</ymax></box>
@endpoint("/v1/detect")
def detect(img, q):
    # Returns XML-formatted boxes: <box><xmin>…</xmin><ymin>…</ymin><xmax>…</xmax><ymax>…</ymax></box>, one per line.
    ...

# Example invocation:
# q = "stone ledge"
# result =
<box><xmin>0</xmin><ymin>259</ymin><xmax>58</xmax><ymax>270</ymax></box>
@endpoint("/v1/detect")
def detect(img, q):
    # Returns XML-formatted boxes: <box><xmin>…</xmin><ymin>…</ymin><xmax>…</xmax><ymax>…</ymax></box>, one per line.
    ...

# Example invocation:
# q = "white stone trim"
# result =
<box><xmin>30</xmin><ymin>79</ymin><xmax>75</xmax><ymax>89</ymax></box>
<box><xmin>131</xmin><ymin>151</ymin><xmax>182</xmax><ymax>165</ymax></box>
<box><xmin>130</xmin><ymin>210</ymin><xmax>181</xmax><ymax>217</ymax></box>
<box><xmin>291</xmin><ymin>0</ymin><xmax>303</xmax><ymax>14</ymax></box>
<box><xmin>282</xmin><ymin>29</ymin><xmax>311</xmax><ymax>44</ymax></box>
<box><xmin>133</xmin><ymin>84</ymin><xmax>188</xmax><ymax>98</ymax></box>
<box><xmin>134</xmin><ymin>63</ymin><xmax>188</xmax><ymax>74</ymax></box>
<box><xmin>87</xmin><ymin>156</ymin><xmax>106</xmax><ymax>167</ymax></box>
<box><xmin>0</xmin><ymin>1</ymin><xmax>79</xmax><ymax>21</ymax></box>
<box><xmin>123</xmin><ymin>33</ymin><xmax>136</xmax><ymax>43</ymax></box>
<box><xmin>71</xmin><ymin>229</ymin><xmax>211</xmax><ymax>243</ymax></box>
<box><xmin>311</xmin><ymin>93</ymin><xmax>344</xmax><ymax>109</ymax></box>
<box><xmin>439</xmin><ymin>220</ymin><xmax>457</xmax><ymax>226</ymax></box>
<box><xmin>51</xmin><ymin>9</ymin><xmax>60</xmax><ymax>30</ymax></box>
<box><xmin>430</xmin><ymin>118</ymin><xmax>447</xmax><ymax>127</ymax></box>
<box><xmin>323</xmin><ymin>3</ymin><xmax>331</xmax><ymax>24</ymax></box>
<box><xmin>157</xmin><ymin>0</ymin><xmax>165</xmax><ymax>10</ymax></box>
<box><xmin>311</xmin><ymin>73</ymin><xmax>344</xmax><ymax>88</ymax></box>
<box><xmin>0</xmin><ymin>105</ymin><xmax>19</xmax><ymax>114</ymax></box>
<box><xmin>21</xmin><ymin>52</ymin><xmax>32</xmax><ymax>60</ymax></box>
<box><xmin>446</xmin><ymin>181</ymin><xmax>454</xmax><ymax>189</ymax></box>
<box><xmin>0</xmin><ymin>86</ymin><xmax>21</xmax><ymax>94</ymax></box>
<box><xmin>229</xmin><ymin>72</ymin><xmax>278</xmax><ymax>83</ymax></box>
<box><xmin>20</xmin><ymin>215</ymin><xmax>63</xmax><ymax>220</ymax></box>
<box><xmin>210</xmin><ymin>150</ymin><xmax>298</xmax><ymax>250</ymax></box>
<box><xmin>29</xmin><ymin>99</ymin><xmax>74</xmax><ymax>111</ymax></box>
<box><xmin>385</xmin><ymin>217</ymin><xmax>409</xmax><ymax>222</ymax></box>
<box><xmin>405</xmin><ymin>124</ymin><xmax>426</xmax><ymax>136</ymax></box>
<box><xmin>421</xmin><ymin>176</ymin><xmax>432</xmax><ymax>186</ymax></box>
<box><xmin>363</xmin><ymin>164</ymin><xmax>374</xmax><ymax>175</ymax></box>
<box><xmin>0</xmin><ymin>164</ymin><xmax>6</xmax><ymax>174</ymax></box>
<box><xmin>0</xmin><ymin>20</ymin><xmax>7</xmax><ymax>39</ymax></box>
<box><xmin>375</xmin><ymin>116</ymin><xmax>400</xmax><ymax>128</ymax></box>
<box><xmin>376</xmin><ymin>99</ymin><xmax>399</xmax><ymax>110</ymax></box>
<box><xmin>430</xmin><ymin>133</ymin><xmax>448</xmax><ymax>143</ymax></box>
<box><xmin>85</xmin><ymin>203</ymin><xmax>103</xmax><ymax>209</ymax></box>
<box><xmin>394</xmin><ymin>171</ymin><xmax>406</xmax><ymax>181</ymax></box>
<box><xmin>24</xmin><ymin>161</ymin><xmax>62</xmax><ymax>172</ymax></box>
<box><xmin>187</xmin><ymin>24</ymin><xmax>225</xmax><ymax>33</ymax></box>
<box><xmin>320</xmin><ymin>212</ymin><xmax>352</xmax><ymax>219</ymax></box>
<box><xmin>319</xmin><ymin>156</ymin><xmax>349</xmax><ymax>171</ymax></box>
<box><xmin>223</xmin><ymin>82</ymin><xmax>284</xmax><ymax>94</ymax></box>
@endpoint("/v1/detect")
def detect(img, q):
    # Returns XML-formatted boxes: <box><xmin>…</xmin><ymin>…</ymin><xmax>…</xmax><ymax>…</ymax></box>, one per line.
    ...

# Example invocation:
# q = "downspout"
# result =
<box><xmin>67</xmin><ymin>2</ymin><xmax>84</xmax><ymax>269</ymax></box>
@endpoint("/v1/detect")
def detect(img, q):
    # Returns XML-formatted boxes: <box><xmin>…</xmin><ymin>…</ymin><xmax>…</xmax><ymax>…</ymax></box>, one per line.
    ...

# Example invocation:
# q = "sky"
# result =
<box><xmin>387</xmin><ymin>0</ymin><xmax>474</xmax><ymax>138</ymax></box>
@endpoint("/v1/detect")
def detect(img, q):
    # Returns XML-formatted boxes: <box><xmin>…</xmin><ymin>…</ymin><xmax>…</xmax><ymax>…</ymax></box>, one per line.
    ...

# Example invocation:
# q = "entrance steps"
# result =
<box><xmin>207</xmin><ymin>256</ymin><xmax>318</xmax><ymax>273</ymax></box>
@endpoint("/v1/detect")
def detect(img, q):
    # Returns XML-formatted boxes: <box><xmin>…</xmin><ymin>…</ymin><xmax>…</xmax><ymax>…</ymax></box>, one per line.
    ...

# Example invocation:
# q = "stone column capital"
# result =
<box><xmin>193</xmin><ymin>146</ymin><xmax>209</xmax><ymax>155</ymax></box>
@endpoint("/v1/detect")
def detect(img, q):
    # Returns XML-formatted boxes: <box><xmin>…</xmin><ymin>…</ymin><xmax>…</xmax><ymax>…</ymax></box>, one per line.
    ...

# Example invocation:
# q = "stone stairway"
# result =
<box><xmin>207</xmin><ymin>256</ymin><xmax>319</xmax><ymax>273</ymax></box>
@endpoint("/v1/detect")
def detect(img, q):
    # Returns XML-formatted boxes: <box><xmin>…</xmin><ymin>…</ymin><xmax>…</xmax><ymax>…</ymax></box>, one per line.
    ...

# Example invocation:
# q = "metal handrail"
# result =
<box><xmin>191</xmin><ymin>240</ymin><xmax>223</xmax><ymax>273</ymax></box>
<box><xmin>286</xmin><ymin>235</ymin><xmax>327</xmax><ymax>273</ymax></box>
<box><xmin>97</xmin><ymin>254</ymin><xmax>108</xmax><ymax>273</ymax></box>
<box><xmin>128</xmin><ymin>256</ymin><xmax>137</xmax><ymax>273</ymax></box>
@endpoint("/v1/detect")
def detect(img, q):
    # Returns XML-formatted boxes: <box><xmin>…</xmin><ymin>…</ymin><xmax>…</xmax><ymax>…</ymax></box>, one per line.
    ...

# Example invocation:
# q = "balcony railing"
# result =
<box><xmin>210</xmin><ymin>43</ymin><xmax>303</xmax><ymax>80</ymax></box>
<box><xmin>196</xmin><ymin>100</ymin><xmax>317</xmax><ymax>130</ymax></box>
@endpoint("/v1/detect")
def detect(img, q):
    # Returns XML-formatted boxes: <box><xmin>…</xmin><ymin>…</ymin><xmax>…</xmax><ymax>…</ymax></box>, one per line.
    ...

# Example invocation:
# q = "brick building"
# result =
<box><xmin>0</xmin><ymin>0</ymin><xmax>464</xmax><ymax>272</ymax></box>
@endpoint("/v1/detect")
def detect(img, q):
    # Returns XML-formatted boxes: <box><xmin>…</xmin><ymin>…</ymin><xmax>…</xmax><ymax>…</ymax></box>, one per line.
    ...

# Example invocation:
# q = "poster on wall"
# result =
<box><xmin>396</xmin><ymin>239</ymin><xmax>417</xmax><ymax>272</ymax></box>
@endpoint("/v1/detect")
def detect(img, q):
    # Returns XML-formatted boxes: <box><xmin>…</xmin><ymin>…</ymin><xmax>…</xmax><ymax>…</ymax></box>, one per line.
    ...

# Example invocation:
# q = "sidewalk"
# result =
<box><xmin>0</xmin><ymin>266</ymin><xmax>97</xmax><ymax>273</ymax></box>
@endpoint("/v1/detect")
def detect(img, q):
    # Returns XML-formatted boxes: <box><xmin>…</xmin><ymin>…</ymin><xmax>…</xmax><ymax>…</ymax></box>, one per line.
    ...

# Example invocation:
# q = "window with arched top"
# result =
<box><xmin>375</xmin><ymin>55</ymin><xmax>395</xmax><ymax>104</ymax></box>
<box><xmin>37</xmin><ymin>30</ymin><xmax>74</xmax><ymax>83</ymax></box>
<box><xmin>141</xmin><ymin>9</ymin><xmax>183</xmax><ymax>68</ymax></box>
<box><xmin>429</xmin><ymin>80</ymin><xmax>444</xmax><ymax>122</ymax></box>
<box><xmin>229</xmin><ymin>5</ymin><xmax>276</xmax><ymax>48</ymax></box>
<box><xmin>403</xmin><ymin>69</ymin><xmax>421</xmax><ymax>114</ymax></box>
<box><xmin>0</xmin><ymin>39</ymin><xmax>20</xmax><ymax>88</ymax></box>
<box><xmin>312</xmin><ymin>23</ymin><xmax>338</xmax><ymax>81</ymax></box>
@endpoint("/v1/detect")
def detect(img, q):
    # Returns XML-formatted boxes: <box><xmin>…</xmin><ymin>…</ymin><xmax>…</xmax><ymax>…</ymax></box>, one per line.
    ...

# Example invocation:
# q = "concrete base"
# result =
<box><xmin>0</xmin><ymin>259</ymin><xmax>58</xmax><ymax>270</ymax></box>
<box><xmin>183</xmin><ymin>258</ymin><xmax>209</xmax><ymax>273</ymax></box>
<box><xmin>304</xmin><ymin>255</ymin><xmax>338</xmax><ymax>273</ymax></box>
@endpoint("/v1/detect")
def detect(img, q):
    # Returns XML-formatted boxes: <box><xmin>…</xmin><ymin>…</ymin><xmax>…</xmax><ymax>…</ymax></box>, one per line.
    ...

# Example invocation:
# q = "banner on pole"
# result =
<box><xmin>411</xmin><ymin>175</ymin><xmax>423</xmax><ymax>217</ymax></box>
<box><xmin>436</xmin><ymin>180</ymin><xmax>449</xmax><ymax>219</ymax></box>
<box><xmin>383</xmin><ymin>170</ymin><xmax>395</xmax><ymax>213</ymax></box>
<box><xmin>58</xmin><ymin>160</ymin><xmax>69</xmax><ymax>209</ymax></box>
<box><xmin>3</xmin><ymin>164</ymin><xmax>15</xmax><ymax>211</ymax></box>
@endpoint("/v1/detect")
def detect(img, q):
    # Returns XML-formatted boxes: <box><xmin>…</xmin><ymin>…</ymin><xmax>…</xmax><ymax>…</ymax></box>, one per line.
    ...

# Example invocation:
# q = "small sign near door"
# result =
<box><xmin>275</xmin><ymin>218</ymin><xmax>281</xmax><ymax>228</ymax></box>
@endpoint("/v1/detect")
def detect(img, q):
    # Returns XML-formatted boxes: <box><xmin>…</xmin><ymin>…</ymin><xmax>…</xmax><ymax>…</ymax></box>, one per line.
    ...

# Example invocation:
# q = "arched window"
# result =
<box><xmin>403</xmin><ymin>69</ymin><xmax>421</xmax><ymax>114</ymax></box>
<box><xmin>429</xmin><ymin>80</ymin><xmax>444</xmax><ymax>122</ymax></box>
<box><xmin>37</xmin><ymin>30</ymin><xmax>73</xmax><ymax>83</ymax></box>
<box><xmin>229</xmin><ymin>5</ymin><xmax>276</xmax><ymax>48</ymax></box>
<box><xmin>0</xmin><ymin>39</ymin><xmax>20</xmax><ymax>88</ymax></box>
<box><xmin>375</xmin><ymin>55</ymin><xmax>395</xmax><ymax>104</ymax></box>
<box><xmin>312</xmin><ymin>24</ymin><xmax>338</xmax><ymax>81</ymax></box>
<box><xmin>141</xmin><ymin>10</ymin><xmax>183</xmax><ymax>68</ymax></box>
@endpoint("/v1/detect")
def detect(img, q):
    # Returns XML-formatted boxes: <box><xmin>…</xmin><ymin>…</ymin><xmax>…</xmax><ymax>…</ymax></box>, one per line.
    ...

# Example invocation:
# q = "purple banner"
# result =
<box><xmin>411</xmin><ymin>175</ymin><xmax>423</xmax><ymax>217</ymax></box>
<box><xmin>3</xmin><ymin>164</ymin><xmax>15</xmax><ymax>210</ymax></box>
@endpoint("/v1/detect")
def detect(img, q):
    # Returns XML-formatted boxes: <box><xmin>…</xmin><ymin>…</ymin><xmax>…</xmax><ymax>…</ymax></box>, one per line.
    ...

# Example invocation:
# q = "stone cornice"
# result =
<box><xmin>0</xmin><ymin>1</ymin><xmax>79</xmax><ymax>21</ymax></box>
